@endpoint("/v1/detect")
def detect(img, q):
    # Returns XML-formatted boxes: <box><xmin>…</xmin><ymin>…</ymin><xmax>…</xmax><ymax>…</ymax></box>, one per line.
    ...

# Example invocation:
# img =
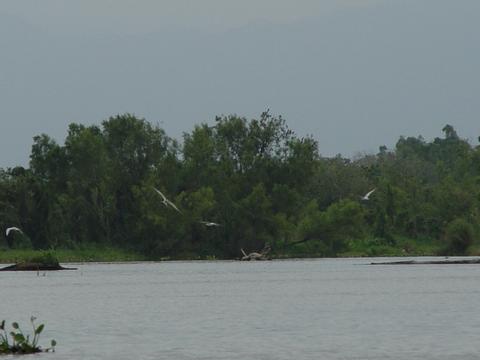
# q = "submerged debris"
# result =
<box><xmin>371</xmin><ymin>259</ymin><xmax>480</xmax><ymax>265</ymax></box>
<box><xmin>0</xmin><ymin>252</ymin><xmax>76</xmax><ymax>271</ymax></box>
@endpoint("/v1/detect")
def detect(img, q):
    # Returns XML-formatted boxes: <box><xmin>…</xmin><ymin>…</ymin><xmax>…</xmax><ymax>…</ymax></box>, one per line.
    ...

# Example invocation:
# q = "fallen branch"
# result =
<box><xmin>240</xmin><ymin>244</ymin><xmax>271</xmax><ymax>261</ymax></box>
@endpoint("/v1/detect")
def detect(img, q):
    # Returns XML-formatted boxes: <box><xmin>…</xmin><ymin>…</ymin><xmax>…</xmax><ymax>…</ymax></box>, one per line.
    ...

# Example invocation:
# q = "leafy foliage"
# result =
<box><xmin>24</xmin><ymin>251</ymin><xmax>59</xmax><ymax>267</ymax></box>
<box><xmin>0</xmin><ymin>114</ymin><xmax>479</xmax><ymax>258</ymax></box>
<box><xmin>444</xmin><ymin>218</ymin><xmax>475</xmax><ymax>255</ymax></box>
<box><xmin>0</xmin><ymin>317</ymin><xmax>56</xmax><ymax>354</ymax></box>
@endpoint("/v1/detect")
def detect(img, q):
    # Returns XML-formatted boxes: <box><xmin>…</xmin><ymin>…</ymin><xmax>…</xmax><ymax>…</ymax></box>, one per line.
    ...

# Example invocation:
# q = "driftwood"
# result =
<box><xmin>371</xmin><ymin>259</ymin><xmax>480</xmax><ymax>265</ymax></box>
<box><xmin>0</xmin><ymin>263</ymin><xmax>77</xmax><ymax>271</ymax></box>
<box><xmin>240</xmin><ymin>244</ymin><xmax>271</xmax><ymax>261</ymax></box>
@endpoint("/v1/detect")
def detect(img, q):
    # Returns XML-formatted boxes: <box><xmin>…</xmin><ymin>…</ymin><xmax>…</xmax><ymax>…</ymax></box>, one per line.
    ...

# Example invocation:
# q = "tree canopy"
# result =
<box><xmin>1</xmin><ymin>115</ymin><xmax>479</xmax><ymax>258</ymax></box>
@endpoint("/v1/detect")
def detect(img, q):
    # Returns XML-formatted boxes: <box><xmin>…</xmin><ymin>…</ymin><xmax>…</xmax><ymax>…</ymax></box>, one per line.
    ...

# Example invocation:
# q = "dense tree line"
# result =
<box><xmin>1</xmin><ymin>114</ymin><xmax>479</xmax><ymax>258</ymax></box>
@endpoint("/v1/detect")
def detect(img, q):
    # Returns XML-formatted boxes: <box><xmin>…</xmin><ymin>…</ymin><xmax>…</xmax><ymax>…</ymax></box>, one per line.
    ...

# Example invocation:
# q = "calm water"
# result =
<box><xmin>2</xmin><ymin>258</ymin><xmax>480</xmax><ymax>359</ymax></box>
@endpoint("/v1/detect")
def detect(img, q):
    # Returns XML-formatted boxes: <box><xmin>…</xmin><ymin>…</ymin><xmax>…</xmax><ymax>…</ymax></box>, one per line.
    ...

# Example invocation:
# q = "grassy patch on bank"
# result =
<box><xmin>339</xmin><ymin>236</ymin><xmax>442</xmax><ymax>257</ymax></box>
<box><xmin>272</xmin><ymin>235</ymin><xmax>446</xmax><ymax>259</ymax></box>
<box><xmin>1</xmin><ymin>235</ymin><xmax>477</xmax><ymax>262</ymax></box>
<box><xmin>0</xmin><ymin>247</ymin><xmax>146</xmax><ymax>264</ymax></box>
<box><xmin>273</xmin><ymin>236</ymin><xmax>445</xmax><ymax>258</ymax></box>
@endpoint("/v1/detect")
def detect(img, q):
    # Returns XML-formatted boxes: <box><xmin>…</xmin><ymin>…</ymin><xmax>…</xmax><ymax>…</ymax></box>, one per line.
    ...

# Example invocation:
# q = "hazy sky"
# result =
<box><xmin>1</xmin><ymin>0</ymin><xmax>479</xmax><ymax>167</ymax></box>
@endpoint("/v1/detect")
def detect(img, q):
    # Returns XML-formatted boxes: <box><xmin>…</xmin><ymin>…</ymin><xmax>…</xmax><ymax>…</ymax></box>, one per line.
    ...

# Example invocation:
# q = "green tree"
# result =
<box><xmin>444</xmin><ymin>218</ymin><xmax>474</xmax><ymax>255</ymax></box>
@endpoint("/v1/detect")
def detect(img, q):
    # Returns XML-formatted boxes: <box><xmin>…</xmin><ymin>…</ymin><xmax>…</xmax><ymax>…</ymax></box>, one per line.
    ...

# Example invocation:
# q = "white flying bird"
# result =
<box><xmin>153</xmin><ymin>187</ymin><xmax>182</xmax><ymax>213</ymax></box>
<box><xmin>199</xmin><ymin>221</ymin><xmax>221</xmax><ymax>227</ymax></box>
<box><xmin>361</xmin><ymin>188</ymin><xmax>376</xmax><ymax>201</ymax></box>
<box><xmin>6</xmin><ymin>227</ymin><xmax>23</xmax><ymax>236</ymax></box>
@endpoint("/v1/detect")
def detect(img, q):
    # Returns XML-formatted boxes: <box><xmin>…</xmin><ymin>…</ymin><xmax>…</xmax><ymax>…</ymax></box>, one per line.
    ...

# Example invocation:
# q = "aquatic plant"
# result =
<box><xmin>0</xmin><ymin>317</ymin><xmax>56</xmax><ymax>355</ymax></box>
<box><xmin>25</xmin><ymin>251</ymin><xmax>60</xmax><ymax>267</ymax></box>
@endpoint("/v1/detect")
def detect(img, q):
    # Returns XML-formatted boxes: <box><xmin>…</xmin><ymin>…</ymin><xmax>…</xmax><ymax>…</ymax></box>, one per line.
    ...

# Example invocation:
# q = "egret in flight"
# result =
<box><xmin>361</xmin><ymin>188</ymin><xmax>376</xmax><ymax>201</ymax></box>
<box><xmin>6</xmin><ymin>227</ymin><xmax>23</xmax><ymax>236</ymax></box>
<box><xmin>153</xmin><ymin>187</ymin><xmax>182</xmax><ymax>213</ymax></box>
<box><xmin>199</xmin><ymin>221</ymin><xmax>221</xmax><ymax>227</ymax></box>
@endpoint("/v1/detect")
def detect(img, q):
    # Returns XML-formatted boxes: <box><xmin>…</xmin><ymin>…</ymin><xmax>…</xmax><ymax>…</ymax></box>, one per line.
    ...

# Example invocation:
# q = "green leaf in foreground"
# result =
<box><xmin>35</xmin><ymin>324</ymin><xmax>44</xmax><ymax>335</ymax></box>
<box><xmin>0</xmin><ymin>318</ymin><xmax>56</xmax><ymax>354</ymax></box>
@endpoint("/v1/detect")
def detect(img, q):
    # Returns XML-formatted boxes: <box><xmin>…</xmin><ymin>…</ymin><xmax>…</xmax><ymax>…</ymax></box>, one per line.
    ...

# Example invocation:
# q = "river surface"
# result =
<box><xmin>2</xmin><ymin>257</ymin><xmax>480</xmax><ymax>359</ymax></box>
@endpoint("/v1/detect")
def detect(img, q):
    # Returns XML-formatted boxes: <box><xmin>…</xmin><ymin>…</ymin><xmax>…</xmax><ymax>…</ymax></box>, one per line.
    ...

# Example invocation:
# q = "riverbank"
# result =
<box><xmin>274</xmin><ymin>235</ymin><xmax>480</xmax><ymax>259</ymax></box>
<box><xmin>1</xmin><ymin>236</ymin><xmax>479</xmax><ymax>263</ymax></box>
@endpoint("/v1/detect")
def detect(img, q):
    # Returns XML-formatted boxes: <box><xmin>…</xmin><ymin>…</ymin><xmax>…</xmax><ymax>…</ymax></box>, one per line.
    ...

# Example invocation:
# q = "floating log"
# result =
<box><xmin>371</xmin><ymin>259</ymin><xmax>480</xmax><ymax>265</ymax></box>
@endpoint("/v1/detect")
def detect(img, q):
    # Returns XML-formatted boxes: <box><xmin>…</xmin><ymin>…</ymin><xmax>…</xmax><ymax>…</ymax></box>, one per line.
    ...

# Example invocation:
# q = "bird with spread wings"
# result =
<box><xmin>153</xmin><ymin>187</ymin><xmax>182</xmax><ymax>213</ymax></box>
<box><xmin>361</xmin><ymin>188</ymin><xmax>376</xmax><ymax>201</ymax></box>
<box><xmin>199</xmin><ymin>221</ymin><xmax>221</xmax><ymax>227</ymax></box>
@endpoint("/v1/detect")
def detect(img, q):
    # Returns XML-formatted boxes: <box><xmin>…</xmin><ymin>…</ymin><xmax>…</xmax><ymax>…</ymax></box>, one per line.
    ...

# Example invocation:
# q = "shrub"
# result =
<box><xmin>444</xmin><ymin>218</ymin><xmax>474</xmax><ymax>255</ymax></box>
<box><xmin>26</xmin><ymin>251</ymin><xmax>59</xmax><ymax>266</ymax></box>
